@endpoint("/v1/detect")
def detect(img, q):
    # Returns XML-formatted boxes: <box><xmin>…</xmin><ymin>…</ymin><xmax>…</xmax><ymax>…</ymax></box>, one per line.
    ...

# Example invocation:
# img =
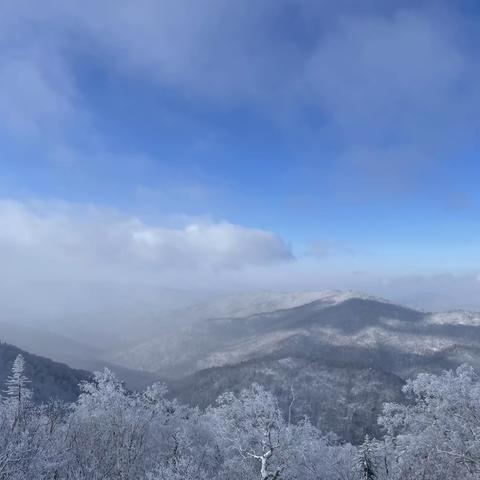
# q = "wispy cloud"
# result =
<box><xmin>0</xmin><ymin>57</ymin><xmax>75</xmax><ymax>148</ymax></box>
<box><xmin>3</xmin><ymin>1</ymin><xmax>480</xmax><ymax>175</ymax></box>
<box><xmin>304</xmin><ymin>239</ymin><xmax>356</xmax><ymax>259</ymax></box>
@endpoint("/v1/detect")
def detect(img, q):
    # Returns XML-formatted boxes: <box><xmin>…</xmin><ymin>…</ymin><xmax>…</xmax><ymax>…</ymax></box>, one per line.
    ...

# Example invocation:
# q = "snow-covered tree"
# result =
<box><xmin>3</xmin><ymin>354</ymin><xmax>33</xmax><ymax>431</ymax></box>
<box><xmin>0</xmin><ymin>358</ymin><xmax>477</xmax><ymax>480</ymax></box>
<box><xmin>208</xmin><ymin>383</ymin><xmax>288</xmax><ymax>479</ymax></box>
<box><xmin>0</xmin><ymin>355</ymin><xmax>59</xmax><ymax>480</ymax></box>
<box><xmin>379</xmin><ymin>364</ymin><xmax>480</xmax><ymax>480</ymax></box>
<box><xmin>280</xmin><ymin>420</ymin><xmax>358</xmax><ymax>480</ymax></box>
<box><xmin>208</xmin><ymin>383</ymin><xmax>357</xmax><ymax>480</ymax></box>
<box><xmin>359</xmin><ymin>435</ymin><xmax>377</xmax><ymax>480</ymax></box>
<box><xmin>63</xmin><ymin>369</ymin><xmax>164</xmax><ymax>479</ymax></box>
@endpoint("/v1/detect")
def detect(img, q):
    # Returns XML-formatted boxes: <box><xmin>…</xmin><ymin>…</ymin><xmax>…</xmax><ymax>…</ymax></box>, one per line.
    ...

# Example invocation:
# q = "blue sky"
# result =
<box><xmin>1</xmin><ymin>0</ymin><xmax>480</xmax><ymax>313</ymax></box>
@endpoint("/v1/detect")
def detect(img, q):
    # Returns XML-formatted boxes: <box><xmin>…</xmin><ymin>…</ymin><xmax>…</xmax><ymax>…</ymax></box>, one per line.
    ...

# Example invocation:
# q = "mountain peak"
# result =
<box><xmin>180</xmin><ymin>289</ymin><xmax>389</xmax><ymax>322</ymax></box>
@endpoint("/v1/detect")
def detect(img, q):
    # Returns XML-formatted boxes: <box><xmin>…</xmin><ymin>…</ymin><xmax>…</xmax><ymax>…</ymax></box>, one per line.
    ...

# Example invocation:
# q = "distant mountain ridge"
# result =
<box><xmin>106</xmin><ymin>291</ymin><xmax>394</xmax><ymax>374</ymax></box>
<box><xmin>171</xmin><ymin>290</ymin><xmax>387</xmax><ymax>321</ymax></box>
<box><xmin>108</xmin><ymin>292</ymin><xmax>480</xmax><ymax>378</ymax></box>
<box><xmin>103</xmin><ymin>291</ymin><xmax>480</xmax><ymax>443</ymax></box>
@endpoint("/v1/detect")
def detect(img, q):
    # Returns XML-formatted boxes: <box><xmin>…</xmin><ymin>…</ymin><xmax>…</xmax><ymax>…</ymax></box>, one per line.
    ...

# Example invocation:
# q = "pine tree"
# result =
<box><xmin>3</xmin><ymin>354</ymin><xmax>33</xmax><ymax>430</ymax></box>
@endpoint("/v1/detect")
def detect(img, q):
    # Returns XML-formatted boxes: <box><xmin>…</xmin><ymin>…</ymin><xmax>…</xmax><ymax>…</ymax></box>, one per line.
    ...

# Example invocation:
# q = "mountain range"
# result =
<box><xmin>107</xmin><ymin>291</ymin><xmax>480</xmax><ymax>378</ymax></box>
<box><xmin>3</xmin><ymin>290</ymin><xmax>480</xmax><ymax>443</ymax></box>
<box><xmin>107</xmin><ymin>291</ymin><xmax>480</xmax><ymax>442</ymax></box>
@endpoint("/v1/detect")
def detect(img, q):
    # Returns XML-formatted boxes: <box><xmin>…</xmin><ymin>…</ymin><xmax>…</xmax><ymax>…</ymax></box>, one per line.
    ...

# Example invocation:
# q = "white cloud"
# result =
<box><xmin>0</xmin><ymin>199</ymin><xmax>293</xmax><ymax>275</ymax></box>
<box><xmin>0</xmin><ymin>198</ymin><xmax>293</xmax><ymax>340</ymax></box>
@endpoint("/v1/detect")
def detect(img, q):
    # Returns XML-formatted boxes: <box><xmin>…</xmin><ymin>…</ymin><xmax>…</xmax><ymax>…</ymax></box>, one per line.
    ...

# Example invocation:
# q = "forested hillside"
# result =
<box><xmin>169</xmin><ymin>354</ymin><xmax>405</xmax><ymax>443</ymax></box>
<box><xmin>0</xmin><ymin>342</ymin><xmax>90</xmax><ymax>403</ymax></box>
<box><xmin>1</xmin><ymin>353</ymin><xmax>479</xmax><ymax>480</ymax></box>
<box><xmin>110</xmin><ymin>294</ymin><xmax>480</xmax><ymax>443</ymax></box>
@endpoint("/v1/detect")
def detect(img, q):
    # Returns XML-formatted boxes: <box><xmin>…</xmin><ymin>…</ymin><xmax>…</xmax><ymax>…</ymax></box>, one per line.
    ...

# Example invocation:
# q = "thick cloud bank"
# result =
<box><xmin>0</xmin><ymin>200</ymin><xmax>293</xmax><ymax>276</ymax></box>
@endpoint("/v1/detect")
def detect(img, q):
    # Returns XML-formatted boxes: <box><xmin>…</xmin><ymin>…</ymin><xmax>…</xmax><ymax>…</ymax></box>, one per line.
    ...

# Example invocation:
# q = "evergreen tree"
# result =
<box><xmin>3</xmin><ymin>354</ymin><xmax>33</xmax><ymax>430</ymax></box>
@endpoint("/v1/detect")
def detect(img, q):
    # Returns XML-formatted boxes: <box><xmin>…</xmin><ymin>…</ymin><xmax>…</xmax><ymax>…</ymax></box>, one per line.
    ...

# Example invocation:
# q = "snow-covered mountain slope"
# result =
<box><xmin>157</xmin><ymin>295</ymin><xmax>480</xmax><ymax>443</ymax></box>
<box><xmin>171</xmin><ymin>290</ymin><xmax>384</xmax><ymax>322</ymax></box>
<box><xmin>425</xmin><ymin>310</ymin><xmax>480</xmax><ymax>326</ymax></box>
<box><xmin>106</xmin><ymin>292</ymin><xmax>480</xmax><ymax>379</ymax></box>
<box><xmin>104</xmin><ymin>290</ymin><xmax>373</xmax><ymax>372</ymax></box>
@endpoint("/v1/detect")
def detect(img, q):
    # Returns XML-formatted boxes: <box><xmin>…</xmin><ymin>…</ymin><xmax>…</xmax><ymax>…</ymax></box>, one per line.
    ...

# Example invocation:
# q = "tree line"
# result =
<box><xmin>1</xmin><ymin>354</ymin><xmax>479</xmax><ymax>479</ymax></box>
